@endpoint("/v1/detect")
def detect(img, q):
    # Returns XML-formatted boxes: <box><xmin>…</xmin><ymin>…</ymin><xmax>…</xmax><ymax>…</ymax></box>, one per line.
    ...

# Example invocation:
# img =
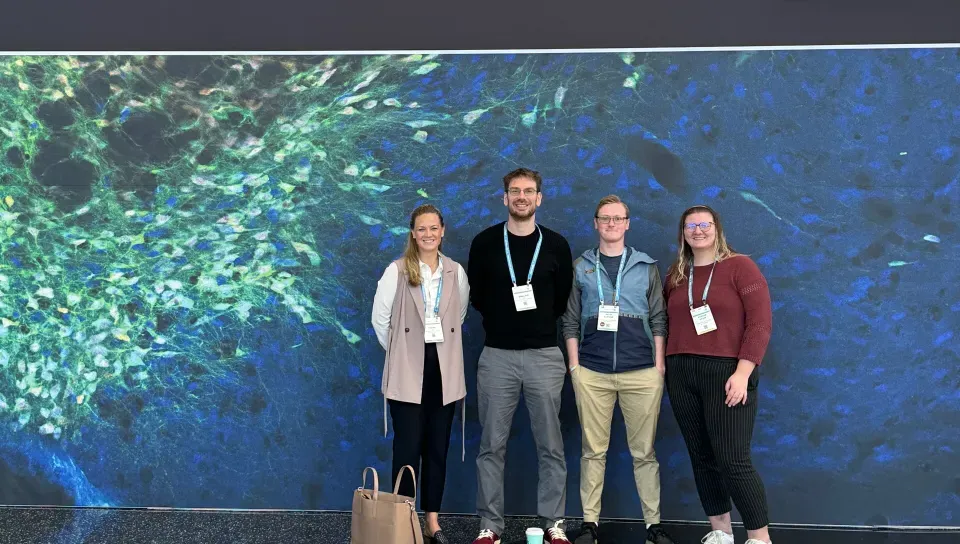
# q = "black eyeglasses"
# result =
<box><xmin>596</xmin><ymin>216</ymin><xmax>628</xmax><ymax>225</ymax></box>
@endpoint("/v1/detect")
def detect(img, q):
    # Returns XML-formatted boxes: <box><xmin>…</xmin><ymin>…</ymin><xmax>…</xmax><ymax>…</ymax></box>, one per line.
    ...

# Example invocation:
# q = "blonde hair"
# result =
<box><xmin>594</xmin><ymin>194</ymin><xmax>630</xmax><ymax>218</ymax></box>
<box><xmin>403</xmin><ymin>204</ymin><xmax>444</xmax><ymax>286</ymax></box>
<box><xmin>667</xmin><ymin>205</ymin><xmax>737</xmax><ymax>288</ymax></box>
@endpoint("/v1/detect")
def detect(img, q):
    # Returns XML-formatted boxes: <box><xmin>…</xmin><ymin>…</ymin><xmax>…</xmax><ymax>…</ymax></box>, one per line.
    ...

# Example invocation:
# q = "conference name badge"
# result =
<box><xmin>597</xmin><ymin>303</ymin><xmax>619</xmax><ymax>332</ymax></box>
<box><xmin>424</xmin><ymin>316</ymin><xmax>445</xmax><ymax>343</ymax></box>
<box><xmin>503</xmin><ymin>224</ymin><xmax>542</xmax><ymax>313</ymax></box>
<box><xmin>512</xmin><ymin>284</ymin><xmax>537</xmax><ymax>311</ymax></box>
<box><xmin>690</xmin><ymin>305</ymin><xmax>717</xmax><ymax>335</ymax></box>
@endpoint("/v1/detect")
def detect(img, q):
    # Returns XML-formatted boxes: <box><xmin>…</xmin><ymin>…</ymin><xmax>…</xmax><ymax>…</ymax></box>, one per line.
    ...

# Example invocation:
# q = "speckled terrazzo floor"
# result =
<box><xmin>0</xmin><ymin>508</ymin><xmax>956</xmax><ymax>544</ymax></box>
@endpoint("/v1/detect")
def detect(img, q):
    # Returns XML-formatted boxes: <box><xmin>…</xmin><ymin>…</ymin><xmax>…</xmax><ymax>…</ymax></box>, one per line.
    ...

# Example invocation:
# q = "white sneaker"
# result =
<box><xmin>745</xmin><ymin>540</ymin><xmax>770</xmax><ymax>544</ymax></box>
<box><xmin>701</xmin><ymin>530</ymin><xmax>734</xmax><ymax>544</ymax></box>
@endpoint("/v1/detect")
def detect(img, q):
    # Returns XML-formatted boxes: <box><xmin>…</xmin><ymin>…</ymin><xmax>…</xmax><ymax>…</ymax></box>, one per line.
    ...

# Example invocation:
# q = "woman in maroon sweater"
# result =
<box><xmin>664</xmin><ymin>205</ymin><xmax>773</xmax><ymax>544</ymax></box>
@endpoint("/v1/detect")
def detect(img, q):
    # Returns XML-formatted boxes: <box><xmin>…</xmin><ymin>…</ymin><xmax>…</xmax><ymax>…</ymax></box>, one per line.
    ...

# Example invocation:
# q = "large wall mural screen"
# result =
<box><xmin>0</xmin><ymin>50</ymin><xmax>957</xmax><ymax>525</ymax></box>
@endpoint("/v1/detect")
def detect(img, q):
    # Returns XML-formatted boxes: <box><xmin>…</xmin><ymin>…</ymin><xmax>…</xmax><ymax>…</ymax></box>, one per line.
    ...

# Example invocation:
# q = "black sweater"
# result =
<box><xmin>467</xmin><ymin>221</ymin><xmax>574</xmax><ymax>350</ymax></box>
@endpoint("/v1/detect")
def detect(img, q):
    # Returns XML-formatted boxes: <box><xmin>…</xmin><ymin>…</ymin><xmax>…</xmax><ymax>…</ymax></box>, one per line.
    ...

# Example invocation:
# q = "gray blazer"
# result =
<box><xmin>381</xmin><ymin>256</ymin><xmax>467</xmax><ymax>407</ymax></box>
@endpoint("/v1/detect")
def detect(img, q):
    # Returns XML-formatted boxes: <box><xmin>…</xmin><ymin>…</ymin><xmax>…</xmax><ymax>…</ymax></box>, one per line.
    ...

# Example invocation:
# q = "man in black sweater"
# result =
<box><xmin>467</xmin><ymin>168</ymin><xmax>574</xmax><ymax>544</ymax></box>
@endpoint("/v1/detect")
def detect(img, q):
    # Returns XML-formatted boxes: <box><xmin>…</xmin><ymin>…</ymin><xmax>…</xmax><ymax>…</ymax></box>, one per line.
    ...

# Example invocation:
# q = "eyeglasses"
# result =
<box><xmin>684</xmin><ymin>222</ymin><xmax>714</xmax><ymax>231</ymax></box>
<box><xmin>596</xmin><ymin>216</ymin><xmax>628</xmax><ymax>225</ymax></box>
<box><xmin>507</xmin><ymin>188</ymin><xmax>538</xmax><ymax>197</ymax></box>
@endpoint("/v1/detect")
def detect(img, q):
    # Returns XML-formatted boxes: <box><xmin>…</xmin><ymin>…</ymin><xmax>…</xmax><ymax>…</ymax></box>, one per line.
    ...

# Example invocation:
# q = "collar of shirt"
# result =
<box><xmin>419</xmin><ymin>259</ymin><xmax>443</xmax><ymax>280</ymax></box>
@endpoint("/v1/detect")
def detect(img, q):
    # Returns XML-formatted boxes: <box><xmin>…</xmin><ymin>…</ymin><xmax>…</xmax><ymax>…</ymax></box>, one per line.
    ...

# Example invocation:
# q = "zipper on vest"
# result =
<box><xmin>598</xmin><ymin>257</ymin><xmax>619</xmax><ymax>372</ymax></box>
<box><xmin>612</xmin><ymin>329</ymin><xmax>618</xmax><ymax>371</ymax></box>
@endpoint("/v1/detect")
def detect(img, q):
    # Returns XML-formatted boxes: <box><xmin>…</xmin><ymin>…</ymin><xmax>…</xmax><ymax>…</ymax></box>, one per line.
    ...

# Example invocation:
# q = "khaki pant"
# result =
<box><xmin>571</xmin><ymin>365</ymin><xmax>664</xmax><ymax>524</ymax></box>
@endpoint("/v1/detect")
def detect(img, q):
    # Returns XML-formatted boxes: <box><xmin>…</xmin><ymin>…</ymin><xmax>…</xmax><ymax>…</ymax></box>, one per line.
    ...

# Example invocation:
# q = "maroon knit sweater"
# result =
<box><xmin>665</xmin><ymin>255</ymin><xmax>773</xmax><ymax>365</ymax></box>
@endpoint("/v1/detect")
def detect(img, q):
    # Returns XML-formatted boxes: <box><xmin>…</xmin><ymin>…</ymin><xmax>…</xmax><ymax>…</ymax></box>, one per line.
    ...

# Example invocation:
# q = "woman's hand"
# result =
<box><xmin>725</xmin><ymin>359</ymin><xmax>756</xmax><ymax>407</ymax></box>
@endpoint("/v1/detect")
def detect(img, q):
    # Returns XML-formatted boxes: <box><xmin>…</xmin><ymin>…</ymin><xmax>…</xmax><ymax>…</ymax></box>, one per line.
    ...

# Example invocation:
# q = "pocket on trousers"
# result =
<box><xmin>535</xmin><ymin>346</ymin><xmax>566</xmax><ymax>373</ymax></box>
<box><xmin>571</xmin><ymin>364</ymin><xmax>592</xmax><ymax>389</ymax></box>
<box><xmin>478</xmin><ymin>346</ymin><xmax>493</xmax><ymax>369</ymax></box>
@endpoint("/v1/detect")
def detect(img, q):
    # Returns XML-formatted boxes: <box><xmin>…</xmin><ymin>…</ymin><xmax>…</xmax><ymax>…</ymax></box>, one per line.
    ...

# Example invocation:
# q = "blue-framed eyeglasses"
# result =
<box><xmin>684</xmin><ymin>221</ymin><xmax>714</xmax><ymax>231</ymax></box>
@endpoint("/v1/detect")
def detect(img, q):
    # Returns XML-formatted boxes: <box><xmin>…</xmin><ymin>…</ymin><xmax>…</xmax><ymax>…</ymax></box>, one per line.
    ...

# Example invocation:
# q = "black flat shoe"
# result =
<box><xmin>424</xmin><ymin>529</ymin><xmax>450</xmax><ymax>544</ymax></box>
<box><xmin>646</xmin><ymin>524</ymin><xmax>676</xmax><ymax>544</ymax></box>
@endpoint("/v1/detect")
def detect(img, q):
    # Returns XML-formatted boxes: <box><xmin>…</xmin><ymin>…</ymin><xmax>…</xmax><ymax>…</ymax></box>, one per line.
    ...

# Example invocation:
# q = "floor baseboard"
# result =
<box><xmin>0</xmin><ymin>507</ymin><xmax>955</xmax><ymax>544</ymax></box>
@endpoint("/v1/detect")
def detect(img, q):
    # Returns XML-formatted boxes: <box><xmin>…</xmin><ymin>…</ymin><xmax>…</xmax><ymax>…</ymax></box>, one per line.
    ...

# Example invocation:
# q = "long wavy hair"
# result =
<box><xmin>403</xmin><ymin>204</ymin><xmax>444</xmax><ymax>286</ymax></box>
<box><xmin>667</xmin><ymin>205</ymin><xmax>738</xmax><ymax>288</ymax></box>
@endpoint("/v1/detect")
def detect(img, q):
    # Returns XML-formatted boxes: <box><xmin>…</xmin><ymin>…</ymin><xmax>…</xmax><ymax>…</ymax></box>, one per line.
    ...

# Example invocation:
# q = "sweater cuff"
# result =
<box><xmin>737</xmin><ymin>349</ymin><xmax>765</xmax><ymax>366</ymax></box>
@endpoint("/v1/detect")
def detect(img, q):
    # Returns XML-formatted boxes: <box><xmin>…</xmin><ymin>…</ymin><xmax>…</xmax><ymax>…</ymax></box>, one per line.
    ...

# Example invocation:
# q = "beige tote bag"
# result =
<box><xmin>351</xmin><ymin>465</ymin><xmax>424</xmax><ymax>544</ymax></box>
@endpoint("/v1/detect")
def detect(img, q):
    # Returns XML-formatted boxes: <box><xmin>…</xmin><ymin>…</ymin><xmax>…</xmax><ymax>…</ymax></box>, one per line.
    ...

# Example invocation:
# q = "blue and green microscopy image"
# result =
<box><xmin>0</xmin><ymin>51</ymin><xmax>957</xmax><ymax>526</ymax></box>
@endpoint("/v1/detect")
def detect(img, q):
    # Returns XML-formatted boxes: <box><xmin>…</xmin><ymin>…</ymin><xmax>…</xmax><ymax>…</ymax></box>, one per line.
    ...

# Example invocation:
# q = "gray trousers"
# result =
<box><xmin>476</xmin><ymin>346</ymin><xmax>567</xmax><ymax>534</ymax></box>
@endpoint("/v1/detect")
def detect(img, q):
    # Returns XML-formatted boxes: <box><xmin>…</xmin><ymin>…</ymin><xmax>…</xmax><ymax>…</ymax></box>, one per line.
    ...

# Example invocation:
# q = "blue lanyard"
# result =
<box><xmin>596</xmin><ymin>248</ymin><xmax>627</xmax><ymax>305</ymax></box>
<box><xmin>420</xmin><ymin>272</ymin><xmax>443</xmax><ymax>317</ymax></box>
<box><xmin>688</xmin><ymin>259</ymin><xmax>718</xmax><ymax>309</ymax></box>
<box><xmin>503</xmin><ymin>224</ymin><xmax>543</xmax><ymax>286</ymax></box>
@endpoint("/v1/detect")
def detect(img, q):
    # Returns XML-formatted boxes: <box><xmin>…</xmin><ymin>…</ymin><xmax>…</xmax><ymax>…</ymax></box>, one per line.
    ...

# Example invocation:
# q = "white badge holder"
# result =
<box><xmin>424</xmin><ymin>315</ymin><xmax>445</xmax><ymax>343</ymax></box>
<box><xmin>512</xmin><ymin>284</ymin><xmax>537</xmax><ymax>311</ymax></box>
<box><xmin>690</xmin><ymin>304</ymin><xmax>717</xmax><ymax>335</ymax></box>
<box><xmin>597</xmin><ymin>303</ymin><xmax>619</xmax><ymax>332</ymax></box>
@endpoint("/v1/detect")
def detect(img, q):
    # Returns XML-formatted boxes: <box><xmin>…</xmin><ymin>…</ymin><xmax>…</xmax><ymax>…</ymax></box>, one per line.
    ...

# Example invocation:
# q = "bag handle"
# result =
<box><xmin>361</xmin><ymin>467</ymin><xmax>380</xmax><ymax>501</ymax></box>
<box><xmin>393</xmin><ymin>464</ymin><xmax>418</xmax><ymax>501</ymax></box>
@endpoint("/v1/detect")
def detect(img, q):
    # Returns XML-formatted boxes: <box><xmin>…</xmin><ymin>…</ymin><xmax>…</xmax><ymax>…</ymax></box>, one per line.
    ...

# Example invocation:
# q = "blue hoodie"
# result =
<box><xmin>561</xmin><ymin>246</ymin><xmax>668</xmax><ymax>374</ymax></box>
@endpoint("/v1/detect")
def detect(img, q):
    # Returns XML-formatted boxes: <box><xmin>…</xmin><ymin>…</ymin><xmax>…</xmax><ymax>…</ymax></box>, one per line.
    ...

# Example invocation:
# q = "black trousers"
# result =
<box><xmin>389</xmin><ymin>343</ymin><xmax>456</xmax><ymax>513</ymax></box>
<box><xmin>666</xmin><ymin>354</ymin><xmax>770</xmax><ymax>530</ymax></box>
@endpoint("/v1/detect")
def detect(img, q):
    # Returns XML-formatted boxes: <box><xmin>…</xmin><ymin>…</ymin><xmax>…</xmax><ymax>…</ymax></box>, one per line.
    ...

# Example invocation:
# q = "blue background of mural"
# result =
<box><xmin>0</xmin><ymin>49</ymin><xmax>957</xmax><ymax>527</ymax></box>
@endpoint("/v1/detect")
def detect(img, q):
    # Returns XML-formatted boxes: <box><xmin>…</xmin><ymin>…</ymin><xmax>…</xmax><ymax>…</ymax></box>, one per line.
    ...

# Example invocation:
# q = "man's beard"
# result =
<box><xmin>508</xmin><ymin>202</ymin><xmax>536</xmax><ymax>220</ymax></box>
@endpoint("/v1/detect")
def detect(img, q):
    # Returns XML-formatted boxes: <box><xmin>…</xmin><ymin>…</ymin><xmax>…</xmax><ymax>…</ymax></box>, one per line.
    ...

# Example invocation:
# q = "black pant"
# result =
<box><xmin>389</xmin><ymin>343</ymin><xmax>456</xmax><ymax>513</ymax></box>
<box><xmin>666</xmin><ymin>354</ymin><xmax>769</xmax><ymax>530</ymax></box>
